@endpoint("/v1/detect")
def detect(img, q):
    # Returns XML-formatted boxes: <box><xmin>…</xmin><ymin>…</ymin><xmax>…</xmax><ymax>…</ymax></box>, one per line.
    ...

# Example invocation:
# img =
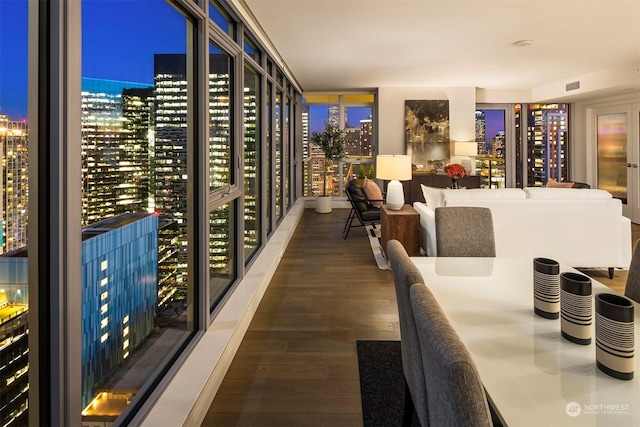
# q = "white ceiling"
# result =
<box><xmin>243</xmin><ymin>0</ymin><xmax>640</xmax><ymax>101</ymax></box>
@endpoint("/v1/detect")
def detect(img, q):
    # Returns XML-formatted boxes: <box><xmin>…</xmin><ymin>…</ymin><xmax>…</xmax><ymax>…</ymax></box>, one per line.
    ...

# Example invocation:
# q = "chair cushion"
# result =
<box><xmin>363</xmin><ymin>178</ymin><xmax>383</xmax><ymax>208</ymax></box>
<box><xmin>360</xmin><ymin>207</ymin><xmax>380</xmax><ymax>222</ymax></box>
<box><xmin>346</xmin><ymin>179</ymin><xmax>369</xmax><ymax>212</ymax></box>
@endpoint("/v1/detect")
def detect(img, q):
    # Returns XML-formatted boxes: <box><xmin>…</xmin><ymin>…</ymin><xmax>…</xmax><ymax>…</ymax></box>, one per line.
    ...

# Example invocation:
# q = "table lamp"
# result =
<box><xmin>376</xmin><ymin>154</ymin><xmax>412</xmax><ymax>210</ymax></box>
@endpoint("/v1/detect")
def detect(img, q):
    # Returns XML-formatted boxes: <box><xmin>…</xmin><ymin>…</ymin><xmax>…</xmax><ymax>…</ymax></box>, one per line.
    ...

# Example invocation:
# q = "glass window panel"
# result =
<box><xmin>0</xmin><ymin>1</ymin><xmax>29</xmax><ymax>425</ymax></box>
<box><xmin>243</xmin><ymin>36</ymin><xmax>261</xmax><ymax>64</ymax></box>
<box><xmin>597</xmin><ymin>113</ymin><xmax>628</xmax><ymax>202</ymax></box>
<box><xmin>208</xmin><ymin>1</ymin><xmax>234</xmax><ymax>37</ymax></box>
<box><xmin>275</xmin><ymin>90</ymin><xmax>282</xmax><ymax>219</ymax></box>
<box><xmin>209</xmin><ymin>203</ymin><xmax>235</xmax><ymax>308</ymax></box>
<box><xmin>243</xmin><ymin>63</ymin><xmax>260</xmax><ymax>262</ymax></box>
<box><xmin>344</xmin><ymin>106</ymin><xmax>374</xmax><ymax>158</ymax></box>
<box><xmin>209</xmin><ymin>42</ymin><xmax>233</xmax><ymax>191</ymax></box>
<box><xmin>284</xmin><ymin>96</ymin><xmax>290</xmax><ymax>208</ymax></box>
<box><xmin>526</xmin><ymin>104</ymin><xmax>569</xmax><ymax>187</ymax></box>
<box><xmin>304</xmin><ymin>104</ymin><xmax>339</xmax><ymax>197</ymax></box>
<box><xmin>476</xmin><ymin>109</ymin><xmax>506</xmax><ymax>189</ymax></box>
<box><xmin>266</xmin><ymin>83</ymin><xmax>272</xmax><ymax>234</ymax></box>
<box><xmin>81</xmin><ymin>1</ymin><xmax>194</xmax><ymax>422</ymax></box>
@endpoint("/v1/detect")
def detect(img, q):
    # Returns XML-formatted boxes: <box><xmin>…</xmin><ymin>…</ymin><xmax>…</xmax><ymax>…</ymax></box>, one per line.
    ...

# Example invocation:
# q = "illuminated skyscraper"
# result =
<box><xmin>81</xmin><ymin>78</ymin><xmax>152</xmax><ymax>226</ymax></box>
<box><xmin>122</xmin><ymin>87</ymin><xmax>155</xmax><ymax>214</ymax></box>
<box><xmin>153</xmin><ymin>54</ymin><xmax>189</xmax><ymax>277</ymax></box>
<box><xmin>0</xmin><ymin>250</ymin><xmax>28</xmax><ymax>426</ymax></box>
<box><xmin>0</xmin><ymin>115</ymin><xmax>28</xmax><ymax>253</ymax></box>
<box><xmin>360</xmin><ymin>118</ymin><xmax>373</xmax><ymax>158</ymax></box>
<box><xmin>526</xmin><ymin>104</ymin><xmax>569</xmax><ymax>186</ymax></box>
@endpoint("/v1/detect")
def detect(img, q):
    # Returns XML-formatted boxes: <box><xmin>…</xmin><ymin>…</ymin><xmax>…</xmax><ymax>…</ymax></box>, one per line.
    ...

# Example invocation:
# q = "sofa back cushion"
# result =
<box><xmin>421</xmin><ymin>184</ymin><xmax>444</xmax><ymax>208</ymax></box>
<box><xmin>524</xmin><ymin>187</ymin><xmax>612</xmax><ymax>200</ymax></box>
<box><xmin>443</xmin><ymin>188</ymin><xmax>526</xmax><ymax>202</ymax></box>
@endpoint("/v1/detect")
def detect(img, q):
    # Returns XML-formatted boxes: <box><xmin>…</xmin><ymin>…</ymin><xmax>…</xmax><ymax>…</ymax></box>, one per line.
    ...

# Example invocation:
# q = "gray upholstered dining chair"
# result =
<box><xmin>387</xmin><ymin>239</ymin><xmax>430</xmax><ymax>427</ymax></box>
<box><xmin>410</xmin><ymin>284</ymin><xmax>493</xmax><ymax>427</ymax></box>
<box><xmin>435</xmin><ymin>206</ymin><xmax>496</xmax><ymax>257</ymax></box>
<box><xmin>624</xmin><ymin>240</ymin><xmax>640</xmax><ymax>304</ymax></box>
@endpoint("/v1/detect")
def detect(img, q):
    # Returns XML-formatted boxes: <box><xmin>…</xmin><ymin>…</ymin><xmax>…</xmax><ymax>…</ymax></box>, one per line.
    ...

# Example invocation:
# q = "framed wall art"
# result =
<box><xmin>404</xmin><ymin>100</ymin><xmax>450</xmax><ymax>172</ymax></box>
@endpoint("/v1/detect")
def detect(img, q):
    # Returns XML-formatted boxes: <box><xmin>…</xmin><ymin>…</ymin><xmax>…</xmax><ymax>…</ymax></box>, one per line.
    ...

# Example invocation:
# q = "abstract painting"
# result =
<box><xmin>404</xmin><ymin>100</ymin><xmax>450</xmax><ymax>172</ymax></box>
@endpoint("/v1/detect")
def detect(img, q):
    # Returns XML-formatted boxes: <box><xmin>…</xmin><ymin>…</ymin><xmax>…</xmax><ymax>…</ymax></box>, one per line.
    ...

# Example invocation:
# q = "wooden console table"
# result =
<box><xmin>403</xmin><ymin>172</ymin><xmax>481</xmax><ymax>203</ymax></box>
<box><xmin>381</xmin><ymin>204</ymin><xmax>420</xmax><ymax>258</ymax></box>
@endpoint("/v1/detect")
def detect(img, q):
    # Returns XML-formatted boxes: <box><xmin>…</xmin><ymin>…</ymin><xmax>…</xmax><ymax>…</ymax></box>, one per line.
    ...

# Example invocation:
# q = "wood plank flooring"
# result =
<box><xmin>202</xmin><ymin>208</ymin><xmax>640</xmax><ymax>426</ymax></box>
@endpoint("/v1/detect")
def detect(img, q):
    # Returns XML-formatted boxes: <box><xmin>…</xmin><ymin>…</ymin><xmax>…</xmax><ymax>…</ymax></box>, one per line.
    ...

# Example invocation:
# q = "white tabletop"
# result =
<box><xmin>410</xmin><ymin>257</ymin><xmax>640</xmax><ymax>427</ymax></box>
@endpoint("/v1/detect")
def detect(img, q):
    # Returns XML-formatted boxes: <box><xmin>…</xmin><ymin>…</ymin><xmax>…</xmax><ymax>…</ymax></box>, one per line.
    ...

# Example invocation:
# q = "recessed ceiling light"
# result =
<box><xmin>513</xmin><ymin>40</ymin><xmax>534</xmax><ymax>47</ymax></box>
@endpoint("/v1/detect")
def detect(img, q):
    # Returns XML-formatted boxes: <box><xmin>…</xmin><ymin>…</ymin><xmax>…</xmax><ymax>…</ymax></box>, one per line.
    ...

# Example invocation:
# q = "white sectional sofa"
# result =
<box><xmin>413</xmin><ymin>186</ymin><xmax>633</xmax><ymax>274</ymax></box>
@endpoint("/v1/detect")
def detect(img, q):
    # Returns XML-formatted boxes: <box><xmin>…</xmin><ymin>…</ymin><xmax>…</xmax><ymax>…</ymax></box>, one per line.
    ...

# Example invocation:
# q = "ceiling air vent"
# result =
<box><xmin>566</xmin><ymin>81</ymin><xmax>580</xmax><ymax>91</ymax></box>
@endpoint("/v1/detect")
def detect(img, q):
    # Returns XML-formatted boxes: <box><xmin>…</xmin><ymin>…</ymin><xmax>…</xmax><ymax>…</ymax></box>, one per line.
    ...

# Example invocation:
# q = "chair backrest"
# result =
<box><xmin>387</xmin><ymin>240</ymin><xmax>429</xmax><ymax>426</ymax></box>
<box><xmin>346</xmin><ymin>179</ymin><xmax>369</xmax><ymax>213</ymax></box>
<box><xmin>410</xmin><ymin>284</ymin><xmax>492</xmax><ymax>427</ymax></box>
<box><xmin>625</xmin><ymin>240</ymin><xmax>640</xmax><ymax>304</ymax></box>
<box><xmin>435</xmin><ymin>206</ymin><xmax>496</xmax><ymax>257</ymax></box>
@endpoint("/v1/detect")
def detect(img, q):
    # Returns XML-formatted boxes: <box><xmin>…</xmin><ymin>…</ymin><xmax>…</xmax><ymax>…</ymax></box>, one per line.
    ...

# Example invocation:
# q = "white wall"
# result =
<box><xmin>377</xmin><ymin>86</ymin><xmax>640</xmax><ymax>187</ymax></box>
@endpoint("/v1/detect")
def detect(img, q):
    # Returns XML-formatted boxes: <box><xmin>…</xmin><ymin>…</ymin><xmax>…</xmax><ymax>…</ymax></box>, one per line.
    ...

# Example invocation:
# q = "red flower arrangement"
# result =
<box><xmin>444</xmin><ymin>163</ymin><xmax>467</xmax><ymax>179</ymax></box>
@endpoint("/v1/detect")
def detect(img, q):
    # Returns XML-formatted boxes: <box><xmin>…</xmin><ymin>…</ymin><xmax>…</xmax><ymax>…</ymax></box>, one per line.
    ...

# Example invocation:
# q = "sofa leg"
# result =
<box><xmin>608</xmin><ymin>267</ymin><xmax>614</xmax><ymax>279</ymax></box>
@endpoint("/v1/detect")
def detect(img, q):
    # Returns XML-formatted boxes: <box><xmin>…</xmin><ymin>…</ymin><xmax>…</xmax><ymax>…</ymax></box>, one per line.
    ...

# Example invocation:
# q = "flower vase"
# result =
<box><xmin>451</xmin><ymin>178</ymin><xmax>459</xmax><ymax>189</ymax></box>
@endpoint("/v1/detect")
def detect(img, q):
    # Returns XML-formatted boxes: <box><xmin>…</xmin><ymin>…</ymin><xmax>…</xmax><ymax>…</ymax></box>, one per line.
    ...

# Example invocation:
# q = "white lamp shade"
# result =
<box><xmin>376</xmin><ymin>155</ymin><xmax>412</xmax><ymax>181</ymax></box>
<box><xmin>454</xmin><ymin>141</ymin><xmax>478</xmax><ymax>156</ymax></box>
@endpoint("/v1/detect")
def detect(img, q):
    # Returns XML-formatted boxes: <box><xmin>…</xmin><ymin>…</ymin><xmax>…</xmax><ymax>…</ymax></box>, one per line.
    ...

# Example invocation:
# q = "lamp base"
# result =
<box><xmin>386</xmin><ymin>180</ymin><xmax>405</xmax><ymax>210</ymax></box>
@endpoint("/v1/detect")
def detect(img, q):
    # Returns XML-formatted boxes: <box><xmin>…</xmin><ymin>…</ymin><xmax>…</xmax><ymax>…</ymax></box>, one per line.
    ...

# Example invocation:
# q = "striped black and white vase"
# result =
<box><xmin>595</xmin><ymin>293</ymin><xmax>635</xmax><ymax>380</ymax></box>
<box><xmin>560</xmin><ymin>272</ymin><xmax>592</xmax><ymax>345</ymax></box>
<box><xmin>533</xmin><ymin>257</ymin><xmax>560</xmax><ymax>319</ymax></box>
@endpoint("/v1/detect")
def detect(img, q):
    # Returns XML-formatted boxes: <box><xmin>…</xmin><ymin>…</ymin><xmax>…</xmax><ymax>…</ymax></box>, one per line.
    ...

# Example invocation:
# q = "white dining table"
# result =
<box><xmin>410</xmin><ymin>257</ymin><xmax>640</xmax><ymax>427</ymax></box>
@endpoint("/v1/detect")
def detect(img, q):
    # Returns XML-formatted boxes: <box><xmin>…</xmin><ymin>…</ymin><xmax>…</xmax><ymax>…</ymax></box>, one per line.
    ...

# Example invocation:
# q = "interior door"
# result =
<box><xmin>594</xmin><ymin>104</ymin><xmax>640</xmax><ymax>224</ymax></box>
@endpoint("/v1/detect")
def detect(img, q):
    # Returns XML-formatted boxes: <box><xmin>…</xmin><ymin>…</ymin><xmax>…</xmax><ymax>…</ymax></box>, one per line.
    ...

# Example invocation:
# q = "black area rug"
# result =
<box><xmin>357</xmin><ymin>340</ymin><xmax>418</xmax><ymax>427</ymax></box>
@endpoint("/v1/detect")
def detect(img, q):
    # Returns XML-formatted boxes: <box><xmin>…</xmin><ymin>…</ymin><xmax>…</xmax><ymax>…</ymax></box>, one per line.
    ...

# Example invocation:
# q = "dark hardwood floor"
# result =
<box><xmin>202</xmin><ymin>207</ymin><xmax>640</xmax><ymax>426</ymax></box>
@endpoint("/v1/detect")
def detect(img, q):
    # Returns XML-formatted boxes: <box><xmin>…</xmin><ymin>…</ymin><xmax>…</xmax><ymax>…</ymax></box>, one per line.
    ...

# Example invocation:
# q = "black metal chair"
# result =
<box><xmin>342</xmin><ymin>179</ymin><xmax>383</xmax><ymax>239</ymax></box>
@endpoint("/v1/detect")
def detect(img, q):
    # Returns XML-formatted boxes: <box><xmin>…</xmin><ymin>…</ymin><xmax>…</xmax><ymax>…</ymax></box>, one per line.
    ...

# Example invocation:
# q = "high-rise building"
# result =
<box><xmin>81</xmin><ymin>78</ymin><xmax>153</xmax><ymax>226</ymax></box>
<box><xmin>80</xmin><ymin>212</ymin><xmax>158</xmax><ymax>416</ymax></box>
<box><xmin>122</xmin><ymin>87</ymin><xmax>155</xmax><ymax>214</ymax></box>
<box><xmin>360</xmin><ymin>118</ymin><xmax>373</xmax><ymax>158</ymax></box>
<box><xmin>153</xmin><ymin>54</ymin><xmax>189</xmax><ymax>278</ymax></box>
<box><xmin>0</xmin><ymin>250</ymin><xmax>29</xmax><ymax>427</ymax></box>
<box><xmin>0</xmin><ymin>115</ymin><xmax>28</xmax><ymax>253</ymax></box>
<box><xmin>526</xmin><ymin>104</ymin><xmax>569</xmax><ymax>186</ymax></box>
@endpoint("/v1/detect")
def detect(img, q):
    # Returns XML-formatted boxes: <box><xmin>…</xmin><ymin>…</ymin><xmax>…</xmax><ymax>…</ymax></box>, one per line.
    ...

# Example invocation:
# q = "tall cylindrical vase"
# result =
<box><xmin>533</xmin><ymin>257</ymin><xmax>560</xmax><ymax>319</ymax></box>
<box><xmin>595</xmin><ymin>293</ymin><xmax>635</xmax><ymax>380</ymax></box>
<box><xmin>451</xmin><ymin>178</ymin><xmax>459</xmax><ymax>189</ymax></box>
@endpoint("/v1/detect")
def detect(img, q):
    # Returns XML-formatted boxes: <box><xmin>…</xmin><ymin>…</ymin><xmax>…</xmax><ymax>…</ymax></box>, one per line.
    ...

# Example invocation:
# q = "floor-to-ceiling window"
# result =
<box><xmin>27</xmin><ymin>0</ymin><xmax>303</xmax><ymax>424</ymax></box>
<box><xmin>475</xmin><ymin>109</ymin><xmax>506</xmax><ymax>188</ymax></box>
<box><xmin>517</xmin><ymin>103</ymin><xmax>569</xmax><ymax>187</ymax></box>
<box><xmin>303</xmin><ymin>92</ymin><xmax>377</xmax><ymax>197</ymax></box>
<box><xmin>0</xmin><ymin>2</ymin><xmax>29</xmax><ymax>425</ymax></box>
<box><xmin>80</xmin><ymin>1</ymin><xmax>195</xmax><ymax>422</ymax></box>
